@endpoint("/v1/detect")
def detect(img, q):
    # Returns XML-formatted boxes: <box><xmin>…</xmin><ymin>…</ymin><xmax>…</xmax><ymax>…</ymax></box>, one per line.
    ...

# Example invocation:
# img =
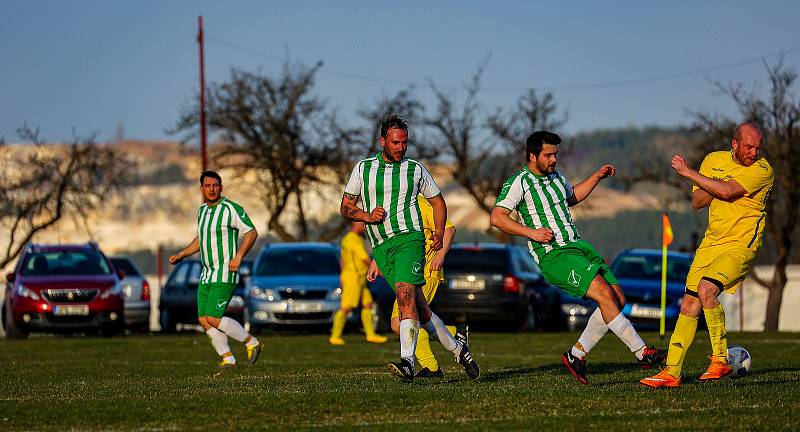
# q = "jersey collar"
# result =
<box><xmin>524</xmin><ymin>165</ymin><xmax>549</xmax><ymax>179</ymax></box>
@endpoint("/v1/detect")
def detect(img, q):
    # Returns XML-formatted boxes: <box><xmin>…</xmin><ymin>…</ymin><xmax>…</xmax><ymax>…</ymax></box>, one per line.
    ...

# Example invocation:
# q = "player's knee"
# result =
<box><xmin>679</xmin><ymin>294</ymin><xmax>702</xmax><ymax>316</ymax></box>
<box><xmin>339</xmin><ymin>307</ymin><xmax>352</xmax><ymax>314</ymax></box>
<box><xmin>206</xmin><ymin>316</ymin><xmax>221</xmax><ymax>328</ymax></box>
<box><xmin>362</xmin><ymin>303</ymin><xmax>372</xmax><ymax>309</ymax></box>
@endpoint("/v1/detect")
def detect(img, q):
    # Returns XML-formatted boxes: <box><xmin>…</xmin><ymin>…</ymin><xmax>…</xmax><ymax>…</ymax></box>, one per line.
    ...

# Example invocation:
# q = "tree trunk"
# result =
<box><xmin>764</xmin><ymin>260</ymin><xmax>789</xmax><ymax>331</ymax></box>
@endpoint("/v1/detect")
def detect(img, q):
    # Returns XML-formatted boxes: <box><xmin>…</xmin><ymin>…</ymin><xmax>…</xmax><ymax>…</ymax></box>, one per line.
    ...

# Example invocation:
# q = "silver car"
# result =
<box><xmin>109</xmin><ymin>256</ymin><xmax>151</xmax><ymax>332</ymax></box>
<box><xmin>246</xmin><ymin>243</ymin><xmax>342</xmax><ymax>330</ymax></box>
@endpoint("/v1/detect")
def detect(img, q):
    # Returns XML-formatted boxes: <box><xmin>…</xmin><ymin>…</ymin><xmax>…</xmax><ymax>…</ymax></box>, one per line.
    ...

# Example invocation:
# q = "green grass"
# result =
<box><xmin>1</xmin><ymin>331</ymin><xmax>799</xmax><ymax>431</ymax></box>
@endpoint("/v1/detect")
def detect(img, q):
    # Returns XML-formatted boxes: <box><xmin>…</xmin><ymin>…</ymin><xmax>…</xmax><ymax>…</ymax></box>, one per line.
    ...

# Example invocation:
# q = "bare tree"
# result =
<box><xmin>172</xmin><ymin>62</ymin><xmax>359</xmax><ymax>241</ymax></box>
<box><xmin>427</xmin><ymin>63</ymin><xmax>568</xmax><ymax>221</ymax></box>
<box><xmin>688</xmin><ymin>60</ymin><xmax>800</xmax><ymax>330</ymax></box>
<box><xmin>0</xmin><ymin>126</ymin><xmax>131</xmax><ymax>269</ymax></box>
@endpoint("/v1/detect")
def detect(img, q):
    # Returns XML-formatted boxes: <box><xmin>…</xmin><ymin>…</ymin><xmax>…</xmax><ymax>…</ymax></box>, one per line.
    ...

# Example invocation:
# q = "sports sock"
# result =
<box><xmin>331</xmin><ymin>310</ymin><xmax>347</xmax><ymax>340</ymax></box>
<box><xmin>575</xmin><ymin>308</ymin><xmax>609</xmax><ymax>356</ymax></box>
<box><xmin>704</xmin><ymin>304</ymin><xmax>728</xmax><ymax>363</ymax></box>
<box><xmin>399</xmin><ymin>319</ymin><xmax>419</xmax><ymax>364</ymax></box>
<box><xmin>421</xmin><ymin>313</ymin><xmax>461</xmax><ymax>356</ymax></box>
<box><xmin>606</xmin><ymin>313</ymin><xmax>647</xmax><ymax>360</ymax></box>
<box><xmin>205</xmin><ymin>327</ymin><xmax>233</xmax><ymax>359</ymax></box>
<box><xmin>360</xmin><ymin>308</ymin><xmax>377</xmax><ymax>338</ymax></box>
<box><xmin>415</xmin><ymin>328</ymin><xmax>439</xmax><ymax>371</ymax></box>
<box><xmin>665</xmin><ymin>313</ymin><xmax>699</xmax><ymax>378</ymax></box>
<box><xmin>218</xmin><ymin>316</ymin><xmax>249</xmax><ymax>343</ymax></box>
<box><xmin>243</xmin><ymin>335</ymin><xmax>259</xmax><ymax>349</ymax></box>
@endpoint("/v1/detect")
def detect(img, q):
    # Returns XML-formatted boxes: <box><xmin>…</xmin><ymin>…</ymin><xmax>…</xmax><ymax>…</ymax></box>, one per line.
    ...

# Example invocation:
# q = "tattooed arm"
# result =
<box><xmin>340</xmin><ymin>193</ymin><xmax>386</xmax><ymax>223</ymax></box>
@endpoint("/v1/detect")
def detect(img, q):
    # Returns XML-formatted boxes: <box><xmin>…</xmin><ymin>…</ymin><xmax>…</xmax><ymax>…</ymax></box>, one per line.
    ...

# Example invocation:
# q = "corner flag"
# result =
<box><xmin>662</xmin><ymin>212</ymin><xmax>673</xmax><ymax>246</ymax></box>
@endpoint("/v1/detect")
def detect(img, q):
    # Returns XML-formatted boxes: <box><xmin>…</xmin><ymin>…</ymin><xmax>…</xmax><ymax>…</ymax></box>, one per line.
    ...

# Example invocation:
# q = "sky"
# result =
<box><xmin>2</xmin><ymin>1</ymin><xmax>799</xmax><ymax>143</ymax></box>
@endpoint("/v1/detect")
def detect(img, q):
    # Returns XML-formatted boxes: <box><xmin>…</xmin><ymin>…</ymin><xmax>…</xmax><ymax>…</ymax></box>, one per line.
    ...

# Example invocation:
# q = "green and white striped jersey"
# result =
<box><xmin>344</xmin><ymin>153</ymin><xmax>441</xmax><ymax>247</ymax></box>
<box><xmin>196</xmin><ymin>197</ymin><xmax>255</xmax><ymax>284</ymax></box>
<box><xmin>495</xmin><ymin>167</ymin><xmax>580</xmax><ymax>263</ymax></box>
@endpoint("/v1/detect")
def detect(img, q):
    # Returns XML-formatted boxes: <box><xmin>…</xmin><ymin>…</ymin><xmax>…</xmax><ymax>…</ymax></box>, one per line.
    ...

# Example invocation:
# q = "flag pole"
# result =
<box><xmin>660</xmin><ymin>212</ymin><xmax>673</xmax><ymax>338</ymax></box>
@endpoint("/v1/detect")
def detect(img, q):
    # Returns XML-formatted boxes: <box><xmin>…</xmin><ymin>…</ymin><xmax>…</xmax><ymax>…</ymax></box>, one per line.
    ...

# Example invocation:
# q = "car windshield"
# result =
<box><xmin>611</xmin><ymin>254</ymin><xmax>691</xmax><ymax>282</ymax></box>
<box><xmin>255</xmin><ymin>249</ymin><xmax>339</xmax><ymax>276</ymax></box>
<box><xmin>445</xmin><ymin>249</ymin><xmax>509</xmax><ymax>273</ymax></box>
<box><xmin>22</xmin><ymin>251</ymin><xmax>113</xmax><ymax>276</ymax></box>
<box><xmin>110</xmin><ymin>258</ymin><xmax>141</xmax><ymax>277</ymax></box>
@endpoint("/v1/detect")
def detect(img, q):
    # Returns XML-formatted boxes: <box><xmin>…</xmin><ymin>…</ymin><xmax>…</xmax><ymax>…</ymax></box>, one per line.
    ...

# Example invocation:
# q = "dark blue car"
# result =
<box><xmin>611</xmin><ymin>248</ymin><xmax>693</xmax><ymax>330</ymax></box>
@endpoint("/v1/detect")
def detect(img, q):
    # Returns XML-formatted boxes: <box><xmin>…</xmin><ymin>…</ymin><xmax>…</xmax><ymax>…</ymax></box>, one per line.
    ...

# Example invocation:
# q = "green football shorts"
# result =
<box><xmin>197</xmin><ymin>282</ymin><xmax>236</xmax><ymax>318</ymax></box>
<box><xmin>372</xmin><ymin>231</ymin><xmax>426</xmax><ymax>290</ymax></box>
<box><xmin>539</xmin><ymin>240</ymin><xmax>618</xmax><ymax>298</ymax></box>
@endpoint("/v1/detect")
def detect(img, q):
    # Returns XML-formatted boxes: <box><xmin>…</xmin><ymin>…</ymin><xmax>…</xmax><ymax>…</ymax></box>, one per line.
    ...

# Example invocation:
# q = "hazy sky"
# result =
<box><xmin>2</xmin><ymin>1</ymin><xmax>799</xmax><ymax>143</ymax></box>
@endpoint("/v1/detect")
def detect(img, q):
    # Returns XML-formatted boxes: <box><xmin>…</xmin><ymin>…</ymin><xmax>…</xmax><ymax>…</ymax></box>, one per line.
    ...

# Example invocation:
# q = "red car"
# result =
<box><xmin>2</xmin><ymin>243</ymin><xmax>126</xmax><ymax>339</ymax></box>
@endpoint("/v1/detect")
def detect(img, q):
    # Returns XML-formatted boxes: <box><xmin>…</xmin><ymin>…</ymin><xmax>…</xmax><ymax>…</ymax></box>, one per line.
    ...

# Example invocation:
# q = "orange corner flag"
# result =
<box><xmin>662</xmin><ymin>212</ymin><xmax>674</xmax><ymax>247</ymax></box>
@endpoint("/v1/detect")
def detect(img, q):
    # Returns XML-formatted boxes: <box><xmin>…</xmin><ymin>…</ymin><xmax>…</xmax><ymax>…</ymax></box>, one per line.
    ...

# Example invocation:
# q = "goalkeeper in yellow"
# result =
<box><xmin>329</xmin><ymin>221</ymin><xmax>389</xmax><ymax>345</ymax></box>
<box><xmin>642</xmin><ymin>123</ymin><xmax>773</xmax><ymax>388</ymax></box>
<box><xmin>368</xmin><ymin>195</ymin><xmax>462</xmax><ymax>378</ymax></box>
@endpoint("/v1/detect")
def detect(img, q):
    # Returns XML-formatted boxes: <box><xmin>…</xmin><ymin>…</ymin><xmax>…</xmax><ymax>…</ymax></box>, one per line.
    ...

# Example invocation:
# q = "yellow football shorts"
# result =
<box><xmin>340</xmin><ymin>273</ymin><xmax>373</xmax><ymax>309</ymax></box>
<box><xmin>391</xmin><ymin>275</ymin><xmax>441</xmax><ymax>319</ymax></box>
<box><xmin>685</xmin><ymin>245</ymin><xmax>757</xmax><ymax>294</ymax></box>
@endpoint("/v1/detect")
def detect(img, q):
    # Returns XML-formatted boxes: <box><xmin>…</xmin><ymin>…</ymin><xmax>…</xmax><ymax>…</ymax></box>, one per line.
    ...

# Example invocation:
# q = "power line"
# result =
<box><xmin>206</xmin><ymin>34</ymin><xmax>800</xmax><ymax>93</ymax></box>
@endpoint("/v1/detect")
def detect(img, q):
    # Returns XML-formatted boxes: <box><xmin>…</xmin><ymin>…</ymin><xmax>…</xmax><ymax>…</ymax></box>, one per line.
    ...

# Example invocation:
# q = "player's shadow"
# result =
<box><xmin>477</xmin><ymin>364</ymin><xmax>563</xmax><ymax>383</ymax></box>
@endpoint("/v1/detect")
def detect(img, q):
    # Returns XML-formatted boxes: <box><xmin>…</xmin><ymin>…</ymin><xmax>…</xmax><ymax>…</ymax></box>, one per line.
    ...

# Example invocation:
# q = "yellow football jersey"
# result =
<box><xmin>693</xmin><ymin>151</ymin><xmax>773</xmax><ymax>249</ymax></box>
<box><xmin>340</xmin><ymin>231</ymin><xmax>370</xmax><ymax>276</ymax></box>
<box><xmin>417</xmin><ymin>195</ymin><xmax>455</xmax><ymax>280</ymax></box>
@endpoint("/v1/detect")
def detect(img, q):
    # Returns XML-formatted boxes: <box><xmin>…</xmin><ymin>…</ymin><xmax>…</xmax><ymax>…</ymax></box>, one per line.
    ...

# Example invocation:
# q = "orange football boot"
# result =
<box><xmin>640</xmin><ymin>367</ymin><xmax>681</xmax><ymax>388</ymax></box>
<box><xmin>699</xmin><ymin>356</ymin><xmax>733</xmax><ymax>382</ymax></box>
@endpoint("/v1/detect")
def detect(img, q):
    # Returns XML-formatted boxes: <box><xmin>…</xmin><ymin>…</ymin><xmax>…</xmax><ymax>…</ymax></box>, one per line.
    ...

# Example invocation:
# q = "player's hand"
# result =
<box><xmin>168</xmin><ymin>253</ymin><xmax>183</xmax><ymax>265</ymax></box>
<box><xmin>367</xmin><ymin>259</ymin><xmax>382</xmax><ymax>282</ymax></box>
<box><xmin>671</xmin><ymin>154</ymin><xmax>691</xmax><ymax>177</ymax></box>
<box><xmin>228</xmin><ymin>256</ymin><xmax>242</xmax><ymax>273</ymax></box>
<box><xmin>430</xmin><ymin>232</ymin><xmax>444</xmax><ymax>251</ymax></box>
<box><xmin>367</xmin><ymin>206</ymin><xmax>386</xmax><ymax>223</ymax></box>
<box><xmin>529</xmin><ymin>227</ymin><xmax>554</xmax><ymax>243</ymax></box>
<box><xmin>595</xmin><ymin>164</ymin><xmax>615</xmax><ymax>179</ymax></box>
<box><xmin>429</xmin><ymin>251</ymin><xmax>445</xmax><ymax>272</ymax></box>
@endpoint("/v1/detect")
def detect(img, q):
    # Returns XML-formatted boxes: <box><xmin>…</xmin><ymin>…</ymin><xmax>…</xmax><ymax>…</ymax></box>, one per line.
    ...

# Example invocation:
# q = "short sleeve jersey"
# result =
<box><xmin>495</xmin><ymin>167</ymin><xmax>579</xmax><ymax>264</ymax></box>
<box><xmin>340</xmin><ymin>231</ymin><xmax>370</xmax><ymax>277</ymax></box>
<box><xmin>197</xmin><ymin>197</ymin><xmax>255</xmax><ymax>284</ymax></box>
<box><xmin>417</xmin><ymin>195</ymin><xmax>455</xmax><ymax>280</ymax></box>
<box><xmin>344</xmin><ymin>153</ymin><xmax>441</xmax><ymax>248</ymax></box>
<box><xmin>693</xmin><ymin>151</ymin><xmax>774</xmax><ymax>249</ymax></box>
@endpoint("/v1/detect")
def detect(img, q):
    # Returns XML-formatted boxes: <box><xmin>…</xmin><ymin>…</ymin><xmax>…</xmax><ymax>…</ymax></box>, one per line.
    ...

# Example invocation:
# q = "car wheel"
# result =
<box><xmin>159</xmin><ymin>309</ymin><xmax>176</xmax><ymax>333</ymax></box>
<box><xmin>4</xmin><ymin>305</ymin><xmax>28</xmax><ymax>340</ymax></box>
<box><xmin>519</xmin><ymin>301</ymin><xmax>537</xmax><ymax>332</ymax></box>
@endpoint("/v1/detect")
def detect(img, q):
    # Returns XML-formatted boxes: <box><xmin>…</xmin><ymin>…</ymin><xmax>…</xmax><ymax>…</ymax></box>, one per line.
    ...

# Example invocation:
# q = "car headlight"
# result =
<box><xmin>16</xmin><ymin>284</ymin><xmax>40</xmax><ymax>301</ymax></box>
<box><xmin>229</xmin><ymin>295</ymin><xmax>244</xmax><ymax>308</ymax></box>
<box><xmin>100</xmin><ymin>283</ymin><xmax>123</xmax><ymax>299</ymax></box>
<box><xmin>327</xmin><ymin>287</ymin><xmax>342</xmax><ymax>300</ymax></box>
<box><xmin>249</xmin><ymin>286</ymin><xmax>279</xmax><ymax>301</ymax></box>
<box><xmin>561</xmin><ymin>303</ymin><xmax>590</xmax><ymax>316</ymax></box>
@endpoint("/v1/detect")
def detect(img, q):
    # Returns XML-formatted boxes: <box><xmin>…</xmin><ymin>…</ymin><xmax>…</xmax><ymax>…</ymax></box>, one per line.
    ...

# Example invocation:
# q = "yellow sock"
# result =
<box><xmin>446</xmin><ymin>325</ymin><xmax>456</xmax><ymax>338</ymax></box>
<box><xmin>665</xmin><ymin>314</ymin><xmax>698</xmax><ymax>378</ymax></box>
<box><xmin>704</xmin><ymin>304</ymin><xmax>728</xmax><ymax>363</ymax></box>
<box><xmin>360</xmin><ymin>308</ymin><xmax>376</xmax><ymax>338</ymax></box>
<box><xmin>331</xmin><ymin>310</ymin><xmax>347</xmax><ymax>339</ymax></box>
<box><xmin>415</xmin><ymin>328</ymin><xmax>439</xmax><ymax>371</ymax></box>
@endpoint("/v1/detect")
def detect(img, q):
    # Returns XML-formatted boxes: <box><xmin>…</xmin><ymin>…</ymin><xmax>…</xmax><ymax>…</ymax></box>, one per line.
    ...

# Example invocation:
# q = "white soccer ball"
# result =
<box><xmin>727</xmin><ymin>345</ymin><xmax>752</xmax><ymax>378</ymax></box>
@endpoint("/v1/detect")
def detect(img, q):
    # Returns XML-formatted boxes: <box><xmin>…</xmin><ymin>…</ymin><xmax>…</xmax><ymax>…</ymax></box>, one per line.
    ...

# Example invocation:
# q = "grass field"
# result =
<box><xmin>1</xmin><ymin>330</ymin><xmax>799</xmax><ymax>431</ymax></box>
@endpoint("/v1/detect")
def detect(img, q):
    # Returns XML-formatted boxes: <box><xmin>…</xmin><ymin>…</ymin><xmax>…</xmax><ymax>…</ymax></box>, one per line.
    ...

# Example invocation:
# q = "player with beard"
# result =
<box><xmin>340</xmin><ymin>114</ymin><xmax>479</xmax><ymax>382</ymax></box>
<box><xmin>642</xmin><ymin>123</ymin><xmax>773</xmax><ymax>388</ymax></box>
<box><xmin>490</xmin><ymin>131</ymin><xmax>665</xmax><ymax>385</ymax></box>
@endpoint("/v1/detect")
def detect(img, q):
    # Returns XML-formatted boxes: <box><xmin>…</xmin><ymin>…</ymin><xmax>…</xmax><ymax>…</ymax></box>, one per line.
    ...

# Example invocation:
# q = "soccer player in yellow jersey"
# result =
<box><xmin>642</xmin><ymin>123</ymin><xmax>773</xmax><ymax>388</ymax></box>
<box><xmin>329</xmin><ymin>221</ymin><xmax>389</xmax><ymax>345</ymax></box>
<box><xmin>368</xmin><ymin>195</ymin><xmax>460</xmax><ymax>378</ymax></box>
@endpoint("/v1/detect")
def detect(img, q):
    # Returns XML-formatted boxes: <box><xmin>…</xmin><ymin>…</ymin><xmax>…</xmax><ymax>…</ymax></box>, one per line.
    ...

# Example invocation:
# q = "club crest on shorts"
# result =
<box><xmin>413</xmin><ymin>261</ymin><xmax>423</xmax><ymax>275</ymax></box>
<box><xmin>568</xmin><ymin>269</ymin><xmax>581</xmax><ymax>287</ymax></box>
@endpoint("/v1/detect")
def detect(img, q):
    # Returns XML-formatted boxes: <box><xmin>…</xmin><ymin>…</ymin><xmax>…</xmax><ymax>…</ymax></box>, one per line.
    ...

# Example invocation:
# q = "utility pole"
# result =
<box><xmin>197</xmin><ymin>15</ymin><xmax>208</xmax><ymax>170</ymax></box>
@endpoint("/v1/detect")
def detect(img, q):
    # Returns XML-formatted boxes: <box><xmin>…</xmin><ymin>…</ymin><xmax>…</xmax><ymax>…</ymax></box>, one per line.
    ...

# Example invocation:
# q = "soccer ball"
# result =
<box><xmin>727</xmin><ymin>345</ymin><xmax>752</xmax><ymax>378</ymax></box>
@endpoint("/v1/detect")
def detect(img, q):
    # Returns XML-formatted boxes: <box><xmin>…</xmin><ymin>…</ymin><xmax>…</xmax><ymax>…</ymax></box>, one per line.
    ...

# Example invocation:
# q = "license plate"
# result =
<box><xmin>287</xmin><ymin>302</ymin><xmax>323</xmax><ymax>313</ymax></box>
<box><xmin>630</xmin><ymin>304</ymin><xmax>661</xmax><ymax>319</ymax></box>
<box><xmin>54</xmin><ymin>305</ymin><xmax>90</xmax><ymax>316</ymax></box>
<box><xmin>449</xmin><ymin>278</ymin><xmax>485</xmax><ymax>290</ymax></box>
